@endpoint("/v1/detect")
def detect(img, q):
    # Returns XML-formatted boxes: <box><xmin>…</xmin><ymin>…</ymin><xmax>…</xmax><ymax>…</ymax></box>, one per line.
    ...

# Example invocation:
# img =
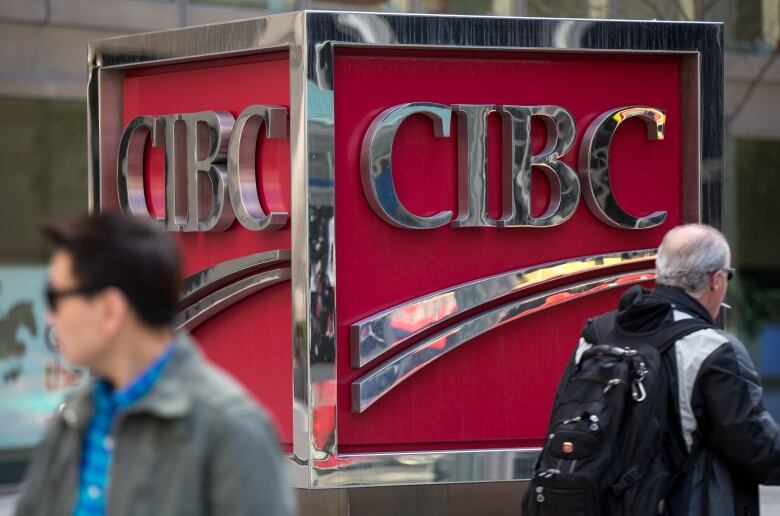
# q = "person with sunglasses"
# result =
<box><xmin>14</xmin><ymin>213</ymin><xmax>296</xmax><ymax>516</ymax></box>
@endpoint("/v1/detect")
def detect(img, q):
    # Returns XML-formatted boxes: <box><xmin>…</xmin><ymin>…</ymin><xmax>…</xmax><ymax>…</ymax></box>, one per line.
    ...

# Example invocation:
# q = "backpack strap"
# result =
<box><xmin>654</xmin><ymin>317</ymin><xmax>714</xmax><ymax>355</ymax></box>
<box><xmin>663</xmin><ymin>431</ymin><xmax>704</xmax><ymax>506</ymax></box>
<box><xmin>583</xmin><ymin>311</ymin><xmax>618</xmax><ymax>346</ymax></box>
<box><xmin>584</xmin><ymin>313</ymin><xmax>711</xmax><ymax>354</ymax></box>
<box><xmin>655</xmin><ymin>319</ymin><xmax>713</xmax><ymax>504</ymax></box>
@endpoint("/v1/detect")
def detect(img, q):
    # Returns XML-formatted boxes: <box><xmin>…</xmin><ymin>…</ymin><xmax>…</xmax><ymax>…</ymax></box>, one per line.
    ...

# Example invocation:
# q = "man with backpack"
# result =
<box><xmin>523</xmin><ymin>224</ymin><xmax>780</xmax><ymax>516</ymax></box>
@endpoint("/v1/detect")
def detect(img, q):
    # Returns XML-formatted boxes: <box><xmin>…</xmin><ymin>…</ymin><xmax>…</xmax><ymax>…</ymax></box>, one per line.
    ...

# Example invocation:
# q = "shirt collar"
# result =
<box><xmin>654</xmin><ymin>284</ymin><xmax>715</xmax><ymax>324</ymax></box>
<box><xmin>60</xmin><ymin>335</ymin><xmax>197</xmax><ymax>428</ymax></box>
<box><xmin>120</xmin><ymin>336</ymin><xmax>195</xmax><ymax>418</ymax></box>
<box><xmin>94</xmin><ymin>340</ymin><xmax>177</xmax><ymax>410</ymax></box>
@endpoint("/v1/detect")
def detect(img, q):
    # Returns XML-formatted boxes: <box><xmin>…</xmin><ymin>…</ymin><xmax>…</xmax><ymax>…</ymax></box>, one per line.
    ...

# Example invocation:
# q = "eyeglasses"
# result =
<box><xmin>45</xmin><ymin>285</ymin><xmax>99</xmax><ymax>312</ymax></box>
<box><xmin>718</xmin><ymin>267</ymin><xmax>736</xmax><ymax>282</ymax></box>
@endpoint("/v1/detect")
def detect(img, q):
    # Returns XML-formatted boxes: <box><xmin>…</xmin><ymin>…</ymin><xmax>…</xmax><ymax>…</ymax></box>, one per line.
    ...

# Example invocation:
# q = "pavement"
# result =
<box><xmin>1</xmin><ymin>486</ymin><xmax>780</xmax><ymax>514</ymax></box>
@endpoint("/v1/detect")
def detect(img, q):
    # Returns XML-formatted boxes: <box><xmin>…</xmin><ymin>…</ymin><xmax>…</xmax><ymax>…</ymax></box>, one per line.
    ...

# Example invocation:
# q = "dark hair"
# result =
<box><xmin>42</xmin><ymin>213</ymin><xmax>182</xmax><ymax>327</ymax></box>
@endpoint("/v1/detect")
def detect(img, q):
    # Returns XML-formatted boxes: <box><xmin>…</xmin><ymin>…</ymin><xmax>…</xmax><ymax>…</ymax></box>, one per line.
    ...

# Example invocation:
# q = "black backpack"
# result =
<box><xmin>521</xmin><ymin>313</ymin><xmax>712</xmax><ymax>516</ymax></box>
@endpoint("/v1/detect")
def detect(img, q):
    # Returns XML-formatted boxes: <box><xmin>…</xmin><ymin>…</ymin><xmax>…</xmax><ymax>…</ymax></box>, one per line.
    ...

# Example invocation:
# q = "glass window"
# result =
<box><xmin>729</xmin><ymin>0</ymin><xmax>765</xmax><ymax>49</ymax></box>
<box><xmin>420</xmin><ymin>0</ymin><xmax>495</xmax><ymax>15</ymax></box>
<box><xmin>0</xmin><ymin>98</ymin><xmax>88</xmax><ymax>483</ymax></box>
<box><xmin>189</xmin><ymin>0</ymin><xmax>268</xmax><ymax>8</ymax></box>
<box><xmin>524</xmin><ymin>0</ymin><xmax>589</xmax><ymax>18</ymax></box>
<box><xmin>728</xmin><ymin>137</ymin><xmax>780</xmax><ymax>421</ymax></box>
<box><xmin>305</xmin><ymin>0</ymin><xmax>399</xmax><ymax>12</ymax></box>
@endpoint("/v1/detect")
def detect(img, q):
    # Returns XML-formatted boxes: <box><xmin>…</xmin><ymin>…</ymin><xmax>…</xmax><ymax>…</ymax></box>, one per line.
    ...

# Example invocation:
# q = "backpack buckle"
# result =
<box><xmin>632</xmin><ymin>380</ymin><xmax>647</xmax><ymax>402</ymax></box>
<box><xmin>611</xmin><ymin>466</ymin><xmax>641</xmax><ymax>496</ymax></box>
<box><xmin>632</xmin><ymin>360</ymin><xmax>648</xmax><ymax>402</ymax></box>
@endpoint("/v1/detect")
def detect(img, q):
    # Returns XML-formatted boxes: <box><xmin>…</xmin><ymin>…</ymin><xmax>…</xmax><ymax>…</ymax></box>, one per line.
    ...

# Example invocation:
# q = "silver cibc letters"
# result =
<box><xmin>117</xmin><ymin>105</ymin><xmax>288</xmax><ymax>232</ymax></box>
<box><xmin>119</xmin><ymin>103</ymin><xmax>667</xmax><ymax>232</ymax></box>
<box><xmin>361</xmin><ymin>103</ymin><xmax>667</xmax><ymax>230</ymax></box>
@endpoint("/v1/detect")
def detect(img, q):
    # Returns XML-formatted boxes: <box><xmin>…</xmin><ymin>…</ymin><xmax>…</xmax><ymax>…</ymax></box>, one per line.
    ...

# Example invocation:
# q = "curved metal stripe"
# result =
<box><xmin>352</xmin><ymin>269</ymin><xmax>655</xmax><ymax>413</ymax></box>
<box><xmin>180</xmin><ymin>249</ymin><xmax>291</xmax><ymax>307</ymax></box>
<box><xmin>175</xmin><ymin>268</ymin><xmax>291</xmax><ymax>332</ymax></box>
<box><xmin>351</xmin><ymin>249</ymin><xmax>656</xmax><ymax>368</ymax></box>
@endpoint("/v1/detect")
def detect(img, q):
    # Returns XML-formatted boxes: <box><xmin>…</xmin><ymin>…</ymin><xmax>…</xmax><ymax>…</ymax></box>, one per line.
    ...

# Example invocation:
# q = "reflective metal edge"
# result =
<box><xmin>87</xmin><ymin>47</ymin><xmax>99</xmax><ymax>213</ymax></box>
<box><xmin>180</xmin><ymin>249</ymin><xmax>291</xmax><ymax>307</ymax></box>
<box><xmin>353</xmin><ymin>269</ymin><xmax>656</xmax><ymax>414</ymax></box>
<box><xmin>312</xmin><ymin>447</ymin><xmax>540</xmax><ymax>488</ymax></box>
<box><xmin>174</xmin><ymin>267</ymin><xmax>291</xmax><ymax>332</ymax></box>
<box><xmin>287</xmin><ymin>12</ymin><xmax>313</xmax><ymax>488</ymax></box>
<box><xmin>700</xmin><ymin>28</ymin><xmax>725</xmax><ymax>230</ymax></box>
<box><xmin>89</xmin><ymin>67</ymin><xmax>123</xmax><ymax>213</ymax></box>
<box><xmin>352</xmin><ymin>249</ymin><xmax>656</xmax><ymax>368</ymax></box>
<box><xmin>681</xmin><ymin>54</ymin><xmax>703</xmax><ymax>225</ymax></box>
<box><xmin>88</xmin><ymin>12</ymin><xmax>300</xmax><ymax>70</ymax></box>
<box><xmin>303</xmin><ymin>32</ymin><xmax>340</xmax><ymax>477</ymax></box>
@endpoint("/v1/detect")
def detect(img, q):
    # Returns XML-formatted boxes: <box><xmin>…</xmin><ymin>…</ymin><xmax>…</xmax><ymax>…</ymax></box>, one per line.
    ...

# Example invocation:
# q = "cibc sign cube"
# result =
<box><xmin>88</xmin><ymin>12</ymin><xmax>723</xmax><ymax>491</ymax></box>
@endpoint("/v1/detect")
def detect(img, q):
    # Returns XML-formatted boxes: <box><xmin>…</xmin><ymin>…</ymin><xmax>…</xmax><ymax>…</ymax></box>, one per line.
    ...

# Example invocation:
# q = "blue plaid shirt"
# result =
<box><xmin>73</xmin><ymin>343</ymin><xmax>175</xmax><ymax>516</ymax></box>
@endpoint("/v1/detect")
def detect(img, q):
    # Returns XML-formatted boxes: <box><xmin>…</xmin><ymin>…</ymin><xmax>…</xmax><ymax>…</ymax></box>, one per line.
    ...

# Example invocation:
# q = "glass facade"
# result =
<box><xmin>729</xmin><ymin>138</ymin><xmax>780</xmax><ymax>420</ymax></box>
<box><xmin>0</xmin><ymin>98</ymin><xmax>88</xmax><ymax>481</ymax></box>
<box><xmin>190</xmin><ymin>0</ymin><xmax>296</xmax><ymax>10</ymax></box>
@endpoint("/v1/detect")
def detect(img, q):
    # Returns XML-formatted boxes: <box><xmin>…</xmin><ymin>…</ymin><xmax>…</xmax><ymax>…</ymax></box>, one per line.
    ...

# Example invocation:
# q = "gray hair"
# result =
<box><xmin>655</xmin><ymin>224</ymin><xmax>730</xmax><ymax>296</ymax></box>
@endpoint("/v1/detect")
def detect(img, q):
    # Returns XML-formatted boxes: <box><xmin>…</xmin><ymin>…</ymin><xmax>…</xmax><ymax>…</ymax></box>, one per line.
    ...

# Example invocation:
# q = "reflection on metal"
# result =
<box><xmin>180</xmin><ymin>249</ymin><xmax>291</xmax><ymax>308</ymax></box>
<box><xmin>352</xmin><ymin>269</ymin><xmax>656</xmax><ymax>413</ymax></box>
<box><xmin>175</xmin><ymin>268</ymin><xmax>291</xmax><ymax>332</ymax></box>
<box><xmin>497</xmin><ymin>105</ymin><xmax>580</xmax><ymax>227</ymax></box>
<box><xmin>289</xmin><ymin>16</ymin><xmax>311</xmax><ymax>477</ymax></box>
<box><xmin>180</xmin><ymin>111</ymin><xmax>236</xmax><ymax>232</ymax></box>
<box><xmin>161</xmin><ymin>113</ymin><xmax>187</xmax><ymax>231</ymax></box>
<box><xmin>451</xmin><ymin>104</ymin><xmax>495</xmax><ymax>228</ymax></box>
<box><xmin>361</xmin><ymin>103</ymin><xmax>580</xmax><ymax>230</ymax></box>
<box><xmin>312</xmin><ymin>447</ymin><xmax>539</xmax><ymax>487</ymax></box>
<box><xmin>305</xmin><ymin>38</ymin><xmax>339</xmax><ymax>464</ymax></box>
<box><xmin>352</xmin><ymin>249</ymin><xmax>656</xmax><ymax>368</ymax></box>
<box><xmin>118</xmin><ymin>106</ymin><xmax>289</xmax><ymax>232</ymax></box>
<box><xmin>228</xmin><ymin>105</ymin><xmax>289</xmax><ymax>231</ymax></box>
<box><xmin>89</xmin><ymin>11</ymin><xmax>723</xmax><ymax>489</ymax></box>
<box><xmin>117</xmin><ymin>116</ymin><xmax>163</xmax><ymax>220</ymax></box>
<box><xmin>360</xmin><ymin>102</ymin><xmax>453</xmax><ymax>229</ymax></box>
<box><xmin>579</xmin><ymin>106</ymin><xmax>668</xmax><ymax>229</ymax></box>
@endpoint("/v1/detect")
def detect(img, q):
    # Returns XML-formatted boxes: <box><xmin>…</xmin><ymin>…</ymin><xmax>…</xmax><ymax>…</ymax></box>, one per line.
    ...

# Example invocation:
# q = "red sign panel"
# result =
<box><xmin>121</xmin><ymin>53</ymin><xmax>294</xmax><ymax>445</ymax></box>
<box><xmin>334</xmin><ymin>50</ymin><xmax>682</xmax><ymax>451</ymax></box>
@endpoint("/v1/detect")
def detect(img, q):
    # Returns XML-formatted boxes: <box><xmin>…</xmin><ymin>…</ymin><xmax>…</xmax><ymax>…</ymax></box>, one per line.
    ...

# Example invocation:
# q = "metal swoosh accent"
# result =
<box><xmin>351</xmin><ymin>269</ymin><xmax>655</xmax><ymax>413</ymax></box>
<box><xmin>351</xmin><ymin>249</ymin><xmax>656</xmax><ymax>368</ymax></box>
<box><xmin>175</xmin><ymin>268</ymin><xmax>291</xmax><ymax>332</ymax></box>
<box><xmin>180</xmin><ymin>249</ymin><xmax>291</xmax><ymax>307</ymax></box>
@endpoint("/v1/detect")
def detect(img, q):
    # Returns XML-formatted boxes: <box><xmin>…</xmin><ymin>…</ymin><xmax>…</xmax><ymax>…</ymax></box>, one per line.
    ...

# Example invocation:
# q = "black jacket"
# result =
<box><xmin>589</xmin><ymin>285</ymin><xmax>780</xmax><ymax>516</ymax></box>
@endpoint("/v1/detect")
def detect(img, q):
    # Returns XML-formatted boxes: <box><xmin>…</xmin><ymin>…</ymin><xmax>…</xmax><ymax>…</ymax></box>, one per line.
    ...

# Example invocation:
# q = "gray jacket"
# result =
<box><xmin>14</xmin><ymin>336</ymin><xmax>296</xmax><ymax>516</ymax></box>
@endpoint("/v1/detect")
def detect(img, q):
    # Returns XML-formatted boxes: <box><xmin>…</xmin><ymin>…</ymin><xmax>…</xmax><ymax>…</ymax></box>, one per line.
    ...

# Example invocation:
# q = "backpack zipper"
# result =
<box><xmin>572</xmin><ymin>375</ymin><xmax>624</xmax><ymax>394</ymax></box>
<box><xmin>603</xmin><ymin>378</ymin><xmax>622</xmax><ymax>394</ymax></box>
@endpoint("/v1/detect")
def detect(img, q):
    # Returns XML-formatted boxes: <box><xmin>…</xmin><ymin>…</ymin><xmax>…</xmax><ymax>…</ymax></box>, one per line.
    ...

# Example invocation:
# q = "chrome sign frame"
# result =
<box><xmin>88</xmin><ymin>11</ymin><xmax>724</xmax><ymax>489</ymax></box>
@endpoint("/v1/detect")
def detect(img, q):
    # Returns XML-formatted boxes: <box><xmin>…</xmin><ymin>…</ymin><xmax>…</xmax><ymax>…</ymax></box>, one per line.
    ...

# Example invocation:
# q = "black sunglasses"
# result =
<box><xmin>45</xmin><ymin>285</ymin><xmax>100</xmax><ymax>312</ymax></box>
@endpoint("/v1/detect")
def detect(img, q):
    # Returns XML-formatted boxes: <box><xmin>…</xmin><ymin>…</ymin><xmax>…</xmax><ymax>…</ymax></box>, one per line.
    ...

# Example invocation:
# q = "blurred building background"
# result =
<box><xmin>0</xmin><ymin>0</ymin><xmax>778</xmax><ymax>492</ymax></box>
